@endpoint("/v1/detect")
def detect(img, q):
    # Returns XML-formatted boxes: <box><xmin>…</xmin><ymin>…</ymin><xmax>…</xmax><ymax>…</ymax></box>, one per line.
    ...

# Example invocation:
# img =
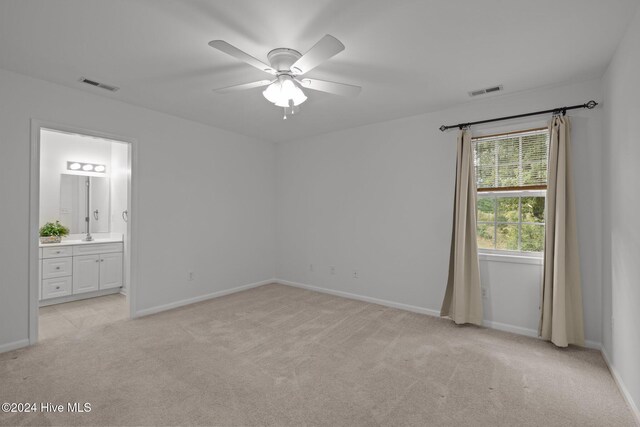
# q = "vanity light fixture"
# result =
<box><xmin>67</xmin><ymin>161</ymin><xmax>106</xmax><ymax>174</ymax></box>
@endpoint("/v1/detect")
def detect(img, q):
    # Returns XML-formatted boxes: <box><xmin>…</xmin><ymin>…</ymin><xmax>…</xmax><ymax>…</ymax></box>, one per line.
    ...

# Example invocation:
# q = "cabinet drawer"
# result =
<box><xmin>73</xmin><ymin>243</ymin><xmax>123</xmax><ymax>256</ymax></box>
<box><xmin>42</xmin><ymin>257</ymin><xmax>72</xmax><ymax>279</ymax></box>
<box><xmin>42</xmin><ymin>246</ymin><xmax>73</xmax><ymax>258</ymax></box>
<box><xmin>42</xmin><ymin>276</ymin><xmax>72</xmax><ymax>299</ymax></box>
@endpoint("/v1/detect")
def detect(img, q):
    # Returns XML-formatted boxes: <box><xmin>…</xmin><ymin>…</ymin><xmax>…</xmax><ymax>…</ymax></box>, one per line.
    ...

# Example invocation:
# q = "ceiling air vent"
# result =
<box><xmin>79</xmin><ymin>77</ymin><xmax>119</xmax><ymax>92</ymax></box>
<box><xmin>468</xmin><ymin>85</ymin><xmax>503</xmax><ymax>97</ymax></box>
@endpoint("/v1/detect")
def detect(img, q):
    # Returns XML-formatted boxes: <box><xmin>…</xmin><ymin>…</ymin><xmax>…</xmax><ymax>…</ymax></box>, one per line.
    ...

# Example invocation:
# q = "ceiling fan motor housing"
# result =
<box><xmin>267</xmin><ymin>48</ymin><xmax>302</xmax><ymax>73</ymax></box>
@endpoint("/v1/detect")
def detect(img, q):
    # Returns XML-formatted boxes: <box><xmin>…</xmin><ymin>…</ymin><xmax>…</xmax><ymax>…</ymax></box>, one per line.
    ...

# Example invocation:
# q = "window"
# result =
<box><xmin>473</xmin><ymin>128</ymin><xmax>549</xmax><ymax>254</ymax></box>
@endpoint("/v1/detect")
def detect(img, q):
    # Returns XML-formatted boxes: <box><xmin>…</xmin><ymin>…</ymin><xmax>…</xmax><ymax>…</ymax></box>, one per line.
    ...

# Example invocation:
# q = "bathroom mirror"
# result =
<box><xmin>59</xmin><ymin>174</ymin><xmax>110</xmax><ymax>233</ymax></box>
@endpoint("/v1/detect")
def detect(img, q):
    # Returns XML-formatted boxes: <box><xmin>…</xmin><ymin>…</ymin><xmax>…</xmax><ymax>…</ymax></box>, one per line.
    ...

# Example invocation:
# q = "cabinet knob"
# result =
<box><xmin>55</xmin><ymin>286</ymin><xmax>60</xmax><ymax>290</ymax></box>
<box><xmin>96</xmin><ymin>259</ymin><xmax>100</xmax><ymax>263</ymax></box>
<box><xmin>100</xmin><ymin>259</ymin><xmax>104</xmax><ymax>262</ymax></box>
<box><xmin>55</xmin><ymin>251</ymin><xmax>61</xmax><ymax>254</ymax></box>
<box><xmin>55</xmin><ymin>266</ymin><xmax>60</xmax><ymax>270</ymax></box>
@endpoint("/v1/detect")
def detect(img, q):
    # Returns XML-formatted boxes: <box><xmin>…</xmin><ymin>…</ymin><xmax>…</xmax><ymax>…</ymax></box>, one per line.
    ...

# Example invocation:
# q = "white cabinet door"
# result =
<box><xmin>73</xmin><ymin>254</ymin><xmax>100</xmax><ymax>294</ymax></box>
<box><xmin>99</xmin><ymin>252</ymin><xmax>123</xmax><ymax>290</ymax></box>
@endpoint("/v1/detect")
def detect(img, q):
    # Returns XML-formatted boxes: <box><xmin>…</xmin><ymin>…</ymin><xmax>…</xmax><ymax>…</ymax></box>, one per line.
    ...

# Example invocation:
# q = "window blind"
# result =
<box><xmin>473</xmin><ymin>129</ymin><xmax>549</xmax><ymax>192</ymax></box>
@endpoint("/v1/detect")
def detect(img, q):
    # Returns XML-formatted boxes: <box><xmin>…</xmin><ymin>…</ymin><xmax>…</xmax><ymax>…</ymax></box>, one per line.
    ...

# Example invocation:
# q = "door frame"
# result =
<box><xmin>29</xmin><ymin>119</ymin><xmax>139</xmax><ymax>344</ymax></box>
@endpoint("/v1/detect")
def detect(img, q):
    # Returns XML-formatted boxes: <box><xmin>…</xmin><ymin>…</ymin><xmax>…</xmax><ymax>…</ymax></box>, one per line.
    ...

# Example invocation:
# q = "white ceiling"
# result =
<box><xmin>0</xmin><ymin>0</ymin><xmax>636</xmax><ymax>142</ymax></box>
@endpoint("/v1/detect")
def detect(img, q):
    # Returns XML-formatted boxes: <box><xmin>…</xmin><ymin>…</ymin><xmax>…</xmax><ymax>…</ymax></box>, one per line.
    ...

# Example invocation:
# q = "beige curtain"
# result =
<box><xmin>539</xmin><ymin>115</ymin><xmax>584</xmax><ymax>347</ymax></box>
<box><xmin>441</xmin><ymin>130</ymin><xmax>483</xmax><ymax>325</ymax></box>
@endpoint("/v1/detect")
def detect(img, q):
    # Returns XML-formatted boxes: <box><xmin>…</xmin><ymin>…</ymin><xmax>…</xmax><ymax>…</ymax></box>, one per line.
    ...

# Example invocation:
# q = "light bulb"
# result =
<box><xmin>274</xmin><ymin>98</ymin><xmax>290</xmax><ymax>108</ymax></box>
<box><xmin>263</xmin><ymin>81</ymin><xmax>281</xmax><ymax>104</ymax></box>
<box><xmin>69</xmin><ymin>162</ymin><xmax>81</xmax><ymax>170</ymax></box>
<box><xmin>82</xmin><ymin>164</ymin><xmax>94</xmax><ymax>171</ymax></box>
<box><xmin>280</xmin><ymin>77</ymin><xmax>297</xmax><ymax>99</ymax></box>
<box><xmin>94</xmin><ymin>165</ymin><xmax>105</xmax><ymax>172</ymax></box>
<box><xmin>291</xmin><ymin>86</ymin><xmax>307</xmax><ymax>106</ymax></box>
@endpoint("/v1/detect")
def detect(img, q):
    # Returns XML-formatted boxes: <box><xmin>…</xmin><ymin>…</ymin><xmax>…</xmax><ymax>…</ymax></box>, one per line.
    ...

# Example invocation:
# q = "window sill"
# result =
<box><xmin>479</xmin><ymin>252</ymin><xmax>543</xmax><ymax>265</ymax></box>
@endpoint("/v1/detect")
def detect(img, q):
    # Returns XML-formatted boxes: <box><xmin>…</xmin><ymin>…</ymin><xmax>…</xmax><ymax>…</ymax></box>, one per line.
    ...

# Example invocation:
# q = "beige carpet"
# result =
<box><xmin>39</xmin><ymin>293</ymin><xmax>128</xmax><ymax>341</ymax></box>
<box><xmin>0</xmin><ymin>284</ymin><xmax>635</xmax><ymax>426</ymax></box>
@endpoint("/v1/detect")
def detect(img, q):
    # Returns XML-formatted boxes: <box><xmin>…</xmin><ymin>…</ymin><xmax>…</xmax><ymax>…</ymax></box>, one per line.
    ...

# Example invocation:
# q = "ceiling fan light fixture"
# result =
<box><xmin>262</xmin><ymin>82</ymin><xmax>281</xmax><ymax>104</ymax></box>
<box><xmin>263</xmin><ymin>75</ymin><xmax>307</xmax><ymax>108</ymax></box>
<box><xmin>274</xmin><ymin>98</ymin><xmax>291</xmax><ymax>108</ymax></box>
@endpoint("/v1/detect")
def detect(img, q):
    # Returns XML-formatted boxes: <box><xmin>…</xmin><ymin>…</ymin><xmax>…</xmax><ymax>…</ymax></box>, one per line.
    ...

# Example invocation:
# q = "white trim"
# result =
<box><xmin>275</xmin><ymin>279</ymin><xmax>441</xmax><ymax>317</ymax></box>
<box><xmin>479</xmin><ymin>252</ymin><xmax>543</xmax><ymax>265</ymax></box>
<box><xmin>29</xmin><ymin>121</ymin><xmax>41</xmax><ymax>344</ymax></box>
<box><xmin>127</xmin><ymin>128</ymin><xmax>139</xmax><ymax>320</ymax></box>
<box><xmin>275</xmin><ymin>279</ymin><xmax>601</xmax><ymax>350</ymax></box>
<box><xmin>135</xmin><ymin>279</ymin><xmax>275</xmax><ymax>318</ymax></box>
<box><xmin>477</xmin><ymin>190</ymin><xmax>546</xmax><ymax>197</ymax></box>
<box><xmin>29</xmin><ymin>119</ymin><xmax>139</xmax><ymax>345</ymax></box>
<box><xmin>0</xmin><ymin>339</ymin><xmax>30</xmax><ymax>354</ymax></box>
<box><xmin>482</xmin><ymin>319</ymin><xmax>538</xmax><ymax>337</ymax></box>
<box><xmin>584</xmin><ymin>340</ymin><xmax>602</xmax><ymax>351</ymax></box>
<box><xmin>38</xmin><ymin>287</ymin><xmax>121</xmax><ymax>307</ymax></box>
<box><xmin>601</xmin><ymin>347</ymin><xmax>640</xmax><ymax>424</ymax></box>
<box><xmin>479</xmin><ymin>320</ymin><xmax>600</xmax><ymax>349</ymax></box>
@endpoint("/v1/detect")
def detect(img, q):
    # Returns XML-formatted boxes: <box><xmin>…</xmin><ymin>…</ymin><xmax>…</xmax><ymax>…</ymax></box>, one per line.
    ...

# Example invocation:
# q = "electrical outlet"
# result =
<box><xmin>481</xmin><ymin>287</ymin><xmax>488</xmax><ymax>299</ymax></box>
<box><xmin>188</xmin><ymin>271</ymin><xmax>195</xmax><ymax>281</ymax></box>
<box><xmin>330</xmin><ymin>266</ymin><xmax>336</xmax><ymax>275</ymax></box>
<box><xmin>353</xmin><ymin>270</ymin><xmax>359</xmax><ymax>279</ymax></box>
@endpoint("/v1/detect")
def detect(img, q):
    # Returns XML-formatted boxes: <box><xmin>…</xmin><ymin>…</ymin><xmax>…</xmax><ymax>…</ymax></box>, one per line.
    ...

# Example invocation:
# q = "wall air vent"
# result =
<box><xmin>78</xmin><ymin>77</ymin><xmax>119</xmax><ymax>92</ymax></box>
<box><xmin>468</xmin><ymin>85</ymin><xmax>503</xmax><ymax>97</ymax></box>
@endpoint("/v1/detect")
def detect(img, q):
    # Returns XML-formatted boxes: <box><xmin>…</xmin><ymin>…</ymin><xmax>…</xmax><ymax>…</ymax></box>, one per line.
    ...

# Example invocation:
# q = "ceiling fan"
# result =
<box><xmin>209</xmin><ymin>35</ymin><xmax>361</xmax><ymax>119</ymax></box>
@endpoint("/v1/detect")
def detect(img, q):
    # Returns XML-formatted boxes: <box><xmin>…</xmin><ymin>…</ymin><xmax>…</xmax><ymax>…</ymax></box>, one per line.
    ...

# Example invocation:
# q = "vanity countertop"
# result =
<box><xmin>39</xmin><ymin>237</ymin><xmax>123</xmax><ymax>248</ymax></box>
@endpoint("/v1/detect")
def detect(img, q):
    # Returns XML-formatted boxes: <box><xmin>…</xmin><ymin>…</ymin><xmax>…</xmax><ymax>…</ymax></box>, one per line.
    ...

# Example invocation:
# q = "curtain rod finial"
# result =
<box><xmin>439</xmin><ymin>125</ymin><xmax>447</xmax><ymax>132</ymax></box>
<box><xmin>586</xmin><ymin>100</ymin><xmax>597</xmax><ymax>109</ymax></box>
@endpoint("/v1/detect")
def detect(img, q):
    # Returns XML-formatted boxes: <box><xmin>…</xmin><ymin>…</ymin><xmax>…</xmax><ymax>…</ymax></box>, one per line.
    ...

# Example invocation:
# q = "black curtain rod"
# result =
<box><xmin>439</xmin><ymin>100</ymin><xmax>598</xmax><ymax>132</ymax></box>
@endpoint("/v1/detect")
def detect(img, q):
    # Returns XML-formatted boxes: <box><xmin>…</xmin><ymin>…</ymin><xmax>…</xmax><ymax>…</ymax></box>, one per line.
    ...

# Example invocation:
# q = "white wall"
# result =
<box><xmin>602</xmin><ymin>5</ymin><xmax>640</xmax><ymax>418</ymax></box>
<box><xmin>0</xmin><ymin>69</ymin><xmax>276</xmax><ymax>350</ymax></box>
<box><xmin>276</xmin><ymin>78</ymin><xmax>603</xmax><ymax>344</ymax></box>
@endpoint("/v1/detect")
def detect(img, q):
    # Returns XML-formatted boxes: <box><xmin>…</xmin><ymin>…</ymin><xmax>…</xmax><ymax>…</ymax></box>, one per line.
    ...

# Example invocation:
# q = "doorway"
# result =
<box><xmin>29</xmin><ymin>121</ymin><xmax>137</xmax><ymax>344</ymax></box>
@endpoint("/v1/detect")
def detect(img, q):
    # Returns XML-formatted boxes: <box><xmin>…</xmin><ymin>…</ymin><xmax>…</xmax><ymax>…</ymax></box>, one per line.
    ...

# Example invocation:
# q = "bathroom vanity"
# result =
<box><xmin>38</xmin><ymin>238</ymin><xmax>123</xmax><ymax>306</ymax></box>
<box><xmin>37</xmin><ymin>129</ymin><xmax>130</xmax><ymax>307</ymax></box>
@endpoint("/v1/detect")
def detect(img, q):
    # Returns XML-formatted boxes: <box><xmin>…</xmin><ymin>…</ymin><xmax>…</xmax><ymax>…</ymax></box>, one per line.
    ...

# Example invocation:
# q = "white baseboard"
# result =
<box><xmin>275</xmin><ymin>279</ymin><xmax>602</xmax><ymax>350</ymax></box>
<box><xmin>482</xmin><ymin>319</ymin><xmax>538</xmax><ymax>338</ymax></box>
<box><xmin>275</xmin><ymin>279</ymin><xmax>441</xmax><ymax>317</ymax></box>
<box><xmin>601</xmin><ymin>347</ymin><xmax>640</xmax><ymax>424</ymax></box>
<box><xmin>39</xmin><ymin>287</ymin><xmax>121</xmax><ymax>307</ymax></box>
<box><xmin>135</xmin><ymin>279</ymin><xmax>274</xmax><ymax>318</ymax></box>
<box><xmin>481</xmin><ymin>320</ymin><xmax>601</xmax><ymax>350</ymax></box>
<box><xmin>584</xmin><ymin>340</ymin><xmax>602</xmax><ymax>351</ymax></box>
<box><xmin>0</xmin><ymin>338</ymin><xmax>30</xmax><ymax>354</ymax></box>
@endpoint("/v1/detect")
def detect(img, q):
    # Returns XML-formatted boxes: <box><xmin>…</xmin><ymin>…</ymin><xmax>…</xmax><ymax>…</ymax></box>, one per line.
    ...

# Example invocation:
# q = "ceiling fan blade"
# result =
<box><xmin>290</xmin><ymin>35</ymin><xmax>345</xmax><ymax>75</ymax></box>
<box><xmin>297</xmin><ymin>78</ymin><xmax>361</xmax><ymax>97</ymax></box>
<box><xmin>213</xmin><ymin>80</ymin><xmax>273</xmax><ymax>94</ymax></box>
<box><xmin>208</xmin><ymin>40</ymin><xmax>275</xmax><ymax>75</ymax></box>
